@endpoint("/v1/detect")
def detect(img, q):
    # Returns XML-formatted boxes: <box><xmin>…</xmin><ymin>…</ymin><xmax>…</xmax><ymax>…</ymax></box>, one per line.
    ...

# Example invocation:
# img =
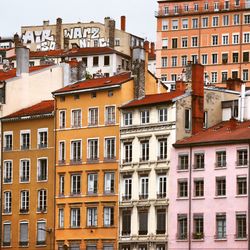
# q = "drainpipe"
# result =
<box><xmin>188</xmin><ymin>147</ymin><xmax>193</xmax><ymax>250</ymax></box>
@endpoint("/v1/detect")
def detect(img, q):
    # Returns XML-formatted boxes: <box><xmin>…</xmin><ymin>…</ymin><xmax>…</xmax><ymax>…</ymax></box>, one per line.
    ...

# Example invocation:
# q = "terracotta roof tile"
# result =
<box><xmin>2</xmin><ymin>100</ymin><xmax>54</xmax><ymax>119</ymax></box>
<box><xmin>53</xmin><ymin>72</ymin><xmax>132</xmax><ymax>94</ymax></box>
<box><xmin>121</xmin><ymin>90</ymin><xmax>185</xmax><ymax>108</ymax></box>
<box><xmin>175</xmin><ymin>119</ymin><xmax>250</xmax><ymax>147</ymax></box>
<box><xmin>0</xmin><ymin>65</ymin><xmax>51</xmax><ymax>81</ymax></box>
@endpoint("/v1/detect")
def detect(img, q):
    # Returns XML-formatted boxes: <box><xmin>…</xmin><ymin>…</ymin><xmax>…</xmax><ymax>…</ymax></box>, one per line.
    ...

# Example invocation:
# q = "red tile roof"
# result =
<box><xmin>0</xmin><ymin>65</ymin><xmax>51</xmax><ymax>81</ymax></box>
<box><xmin>174</xmin><ymin>119</ymin><xmax>250</xmax><ymax>147</ymax></box>
<box><xmin>2</xmin><ymin>100</ymin><xmax>54</xmax><ymax>120</ymax></box>
<box><xmin>53</xmin><ymin>72</ymin><xmax>133</xmax><ymax>94</ymax></box>
<box><xmin>121</xmin><ymin>90</ymin><xmax>185</xmax><ymax>108</ymax></box>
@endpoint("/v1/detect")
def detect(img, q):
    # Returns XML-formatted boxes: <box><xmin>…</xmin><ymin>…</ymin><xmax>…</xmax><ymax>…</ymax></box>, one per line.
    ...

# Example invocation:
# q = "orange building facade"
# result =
<box><xmin>156</xmin><ymin>0</ymin><xmax>250</xmax><ymax>87</ymax></box>
<box><xmin>1</xmin><ymin>101</ymin><xmax>55</xmax><ymax>250</ymax></box>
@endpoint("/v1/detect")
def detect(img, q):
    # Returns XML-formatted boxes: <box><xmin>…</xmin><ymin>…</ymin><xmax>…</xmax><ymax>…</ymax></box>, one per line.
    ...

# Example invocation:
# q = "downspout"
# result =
<box><xmin>188</xmin><ymin>146</ymin><xmax>193</xmax><ymax>250</ymax></box>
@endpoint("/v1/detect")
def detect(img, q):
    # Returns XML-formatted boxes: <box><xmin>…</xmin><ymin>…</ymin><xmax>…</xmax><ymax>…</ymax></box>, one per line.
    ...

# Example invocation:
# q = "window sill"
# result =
<box><xmin>235</xmin><ymin>238</ymin><xmax>248</xmax><ymax>241</ymax></box>
<box><xmin>176</xmin><ymin>239</ymin><xmax>188</xmax><ymax>242</ymax></box>
<box><xmin>192</xmin><ymin>197</ymin><xmax>205</xmax><ymax>200</ymax></box>
<box><xmin>215</xmin><ymin>166</ymin><xmax>227</xmax><ymax>170</ymax></box>
<box><xmin>214</xmin><ymin>196</ymin><xmax>227</xmax><ymax>199</ymax></box>
<box><xmin>236</xmin><ymin>165</ymin><xmax>248</xmax><ymax>169</ymax></box>
<box><xmin>192</xmin><ymin>239</ymin><xmax>204</xmax><ymax>242</ymax></box>
<box><xmin>235</xmin><ymin>194</ymin><xmax>247</xmax><ymax>198</ymax></box>
<box><xmin>177</xmin><ymin>169</ymin><xmax>189</xmax><ymax>173</ymax></box>
<box><xmin>176</xmin><ymin>197</ymin><xmax>189</xmax><ymax>201</ymax></box>
<box><xmin>214</xmin><ymin>238</ymin><xmax>227</xmax><ymax>241</ymax></box>
<box><xmin>193</xmin><ymin>168</ymin><xmax>205</xmax><ymax>172</ymax></box>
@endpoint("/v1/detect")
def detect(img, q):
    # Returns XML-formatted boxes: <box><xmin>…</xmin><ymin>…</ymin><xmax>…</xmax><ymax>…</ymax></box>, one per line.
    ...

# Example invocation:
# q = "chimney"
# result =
<box><xmin>150</xmin><ymin>42</ymin><xmax>155</xmax><ymax>54</ymax></box>
<box><xmin>226</xmin><ymin>78</ymin><xmax>242</xmax><ymax>92</ymax></box>
<box><xmin>104</xmin><ymin>17</ymin><xmax>115</xmax><ymax>48</ymax></box>
<box><xmin>15</xmin><ymin>46</ymin><xmax>29</xmax><ymax>76</ymax></box>
<box><xmin>14</xmin><ymin>33</ymin><xmax>22</xmax><ymax>47</ymax></box>
<box><xmin>229</xmin><ymin>117</ymin><xmax>237</xmax><ymax>130</ymax></box>
<box><xmin>121</xmin><ymin>16</ymin><xmax>126</xmax><ymax>31</ymax></box>
<box><xmin>56</xmin><ymin>17</ymin><xmax>62</xmax><ymax>49</ymax></box>
<box><xmin>43</xmin><ymin>20</ymin><xmax>50</xmax><ymax>26</ymax></box>
<box><xmin>176</xmin><ymin>80</ymin><xmax>186</xmax><ymax>92</ymax></box>
<box><xmin>132</xmin><ymin>47</ymin><xmax>145</xmax><ymax>99</ymax></box>
<box><xmin>191</xmin><ymin>63</ymin><xmax>204</xmax><ymax>135</ymax></box>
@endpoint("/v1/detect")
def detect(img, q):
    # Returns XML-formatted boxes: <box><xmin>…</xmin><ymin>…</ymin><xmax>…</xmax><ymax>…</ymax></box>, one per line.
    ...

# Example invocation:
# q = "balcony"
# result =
<box><xmin>157</xmin><ymin>193</ymin><xmax>166</xmax><ymax>199</ymax></box>
<box><xmin>20</xmin><ymin>208</ymin><xmax>29</xmax><ymax>213</ymax></box>
<box><xmin>70</xmin><ymin>158</ymin><xmax>82</xmax><ymax>165</ymax></box>
<box><xmin>138</xmin><ymin>230</ymin><xmax>148</xmax><ymax>235</ymax></box>
<box><xmin>20</xmin><ymin>177</ymin><xmax>29</xmax><ymax>182</ymax></box>
<box><xmin>139</xmin><ymin>194</ymin><xmax>148</xmax><ymax>200</ymax></box>
<box><xmin>36</xmin><ymin>241</ymin><xmax>46</xmax><ymax>246</ymax></box>
<box><xmin>122</xmin><ymin>194</ymin><xmax>132</xmax><ymax>201</ymax></box>
<box><xmin>37</xmin><ymin>207</ymin><xmax>47</xmax><ymax>213</ymax></box>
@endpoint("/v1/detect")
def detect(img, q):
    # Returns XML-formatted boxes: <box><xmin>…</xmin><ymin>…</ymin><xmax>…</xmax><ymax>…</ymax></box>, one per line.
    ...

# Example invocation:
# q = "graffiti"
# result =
<box><xmin>21</xmin><ymin>27</ymin><xmax>108</xmax><ymax>51</ymax></box>
<box><xmin>22</xmin><ymin>30</ymin><xmax>56</xmax><ymax>51</ymax></box>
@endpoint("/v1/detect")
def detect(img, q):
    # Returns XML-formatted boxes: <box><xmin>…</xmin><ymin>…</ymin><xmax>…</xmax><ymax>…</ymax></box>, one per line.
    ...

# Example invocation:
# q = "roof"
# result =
<box><xmin>174</xmin><ymin>119</ymin><xmax>250</xmax><ymax>147</ymax></box>
<box><xmin>121</xmin><ymin>90</ymin><xmax>185</xmax><ymax>108</ymax></box>
<box><xmin>2</xmin><ymin>100</ymin><xmax>54</xmax><ymax>120</ymax></box>
<box><xmin>53</xmin><ymin>72</ymin><xmax>133</xmax><ymax>95</ymax></box>
<box><xmin>0</xmin><ymin>65</ymin><xmax>51</xmax><ymax>81</ymax></box>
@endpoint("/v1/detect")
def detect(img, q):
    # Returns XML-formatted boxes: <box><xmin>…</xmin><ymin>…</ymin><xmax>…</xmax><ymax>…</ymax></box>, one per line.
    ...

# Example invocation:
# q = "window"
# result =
<box><xmin>20</xmin><ymin>160</ymin><xmax>30</xmax><ymax>182</ymax></box>
<box><xmin>194</xmin><ymin>3</ymin><xmax>199</xmax><ymax>11</ymax></box>
<box><xmin>216</xmin><ymin>214</ymin><xmax>226</xmax><ymax>239</ymax></box>
<box><xmin>105</xmin><ymin>138</ymin><xmax>115</xmax><ymax>160</ymax></box>
<box><xmin>192</xmin><ymin>37</ymin><xmax>198</xmax><ymax>47</ymax></box>
<box><xmin>182</xmin><ymin>19</ymin><xmax>188</xmax><ymax>29</ymax></box>
<box><xmin>235</xmin><ymin>0</ymin><xmax>240</xmax><ymax>6</ymax></box>
<box><xmin>223</xmin><ymin>15</ymin><xmax>229</xmax><ymax>25</ymax></box>
<box><xmin>174</xmin><ymin>5</ymin><xmax>178</xmax><ymax>13</ymax></box>
<box><xmin>237</xmin><ymin>149</ymin><xmax>248</xmax><ymax>166</ymax></box>
<box><xmin>4</xmin><ymin>191</ymin><xmax>11</xmax><ymax>213</ymax></box>
<box><xmin>181</xmin><ymin>37</ymin><xmax>188</xmax><ymax>48</ymax></box>
<box><xmin>87</xmin><ymin>207</ymin><xmax>97</xmax><ymax>227</ymax></box>
<box><xmin>3</xmin><ymin>161</ymin><xmax>12</xmax><ymax>183</ymax></box>
<box><xmin>222</xmin><ymin>53</ymin><xmax>228</xmax><ymax>64</ymax></box>
<box><xmin>212</xmin><ymin>35</ymin><xmax>218</xmax><ymax>45</ymax></box>
<box><xmin>140</xmin><ymin>140</ymin><xmax>149</xmax><ymax>162</ymax></box>
<box><xmin>172</xmin><ymin>38</ymin><xmax>178</xmax><ymax>48</ymax></box>
<box><xmin>243</xmin><ymin>52</ymin><xmax>249</xmax><ymax>62</ymax></box>
<box><xmin>123</xmin><ymin>176</ymin><xmax>132</xmax><ymax>200</ymax></box>
<box><xmin>244</xmin><ymin>14</ymin><xmax>250</xmax><ymax>24</ymax></box>
<box><xmin>139</xmin><ymin>176</ymin><xmax>149</xmax><ymax>199</ymax></box>
<box><xmin>71</xmin><ymin>208</ymin><xmax>80</xmax><ymax>228</ymax></box>
<box><xmin>222</xmin><ymin>72</ymin><xmax>228</xmax><ymax>82</ymax></box>
<box><xmin>122</xmin><ymin>210</ymin><xmax>131</xmax><ymax>235</ymax></box>
<box><xmin>124</xmin><ymin>112</ymin><xmax>132</xmax><ymax>126</ymax></box>
<box><xmin>171</xmin><ymin>74</ymin><xmax>177</xmax><ymax>82</ymax></box>
<box><xmin>193</xmin><ymin>214</ymin><xmax>204</xmax><ymax>239</ymax></box>
<box><xmin>4</xmin><ymin>132</ymin><xmax>12</xmax><ymax>151</ymax></box>
<box><xmin>214</xmin><ymin>2</ymin><xmax>219</xmax><ymax>10</ymax></box>
<box><xmin>115</xmin><ymin>38</ymin><xmax>120</xmax><ymax>46</ymax></box>
<box><xmin>105</xmin><ymin>106</ymin><xmax>115</xmax><ymax>125</ymax></box>
<box><xmin>156</xmin><ymin>209</ymin><xmax>166</xmax><ymax>234</ymax></box>
<box><xmin>172</xmin><ymin>20</ymin><xmax>178</xmax><ymax>30</ymax></box>
<box><xmin>222</xmin><ymin>35</ymin><xmax>229</xmax><ymax>45</ymax></box>
<box><xmin>202</xmin><ymin>54</ymin><xmax>208</xmax><ymax>65</ymax></box>
<box><xmin>3</xmin><ymin>223</ymin><xmax>11</xmax><ymax>246</ymax></box>
<box><xmin>178</xmin><ymin>154</ymin><xmax>189</xmax><ymax>170</ymax></box>
<box><xmin>178</xmin><ymin>179</ymin><xmax>188</xmax><ymax>198</ymax></box>
<box><xmin>192</xmin><ymin>18</ymin><xmax>198</xmax><ymax>28</ymax></box>
<box><xmin>184</xmin><ymin>4</ymin><xmax>189</xmax><ymax>11</ymax></box>
<box><xmin>19</xmin><ymin>222</ymin><xmax>28</xmax><ymax>246</ymax></box>
<box><xmin>161</xmin><ymin>57</ymin><xmax>167</xmax><ymax>68</ymax></box>
<box><xmin>93</xmin><ymin>56</ymin><xmax>99</xmax><ymax>66</ymax></box>
<box><xmin>37</xmin><ymin>129</ymin><xmax>48</xmax><ymax>149</ymax></box>
<box><xmin>244</xmin><ymin>33</ymin><xmax>250</xmax><ymax>43</ymax></box>
<box><xmin>212</xmin><ymin>16</ymin><xmax>219</xmax><ymax>27</ymax></box>
<box><xmin>177</xmin><ymin>214</ymin><xmax>187</xmax><ymax>239</ymax></box>
<box><xmin>162</xmin><ymin>20</ymin><xmax>168</xmax><ymax>31</ymax></box>
<box><xmin>212</xmin><ymin>53</ymin><xmax>218</xmax><ymax>64</ymax></box>
<box><xmin>158</xmin><ymin>108</ymin><xmax>167</xmax><ymax>122</ymax></box>
<box><xmin>37</xmin><ymin>221</ymin><xmax>46</xmax><ymax>245</ymax></box>
<box><xmin>157</xmin><ymin>138</ymin><xmax>167</xmax><ymax>160</ymax></box>
<box><xmin>104</xmin><ymin>207</ymin><xmax>114</xmax><ymax>226</ymax></box>
<box><xmin>88</xmin><ymin>108</ymin><xmax>98</xmax><ymax>126</ymax></box>
<box><xmin>59</xmin><ymin>110</ymin><xmax>66</xmax><ymax>128</ymax></box>
<box><xmin>234</xmin><ymin>14</ymin><xmax>240</xmax><ymax>25</ymax></box>
<box><xmin>59</xmin><ymin>141</ymin><xmax>65</xmax><ymax>164</ymax></box>
<box><xmin>37</xmin><ymin>189</ymin><xmax>47</xmax><ymax>212</ymax></box>
<box><xmin>216</xmin><ymin>151</ymin><xmax>226</xmax><ymax>167</ymax></box>
<box><xmin>236</xmin><ymin>214</ymin><xmax>247</xmax><ymax>239</ymax></box>
<box><xmin>216</xmin><ymin>177</ymin><xmax>226</xmax><ymax>196</ymax></box>
<box><xmin>233</xmin><ymin>52</ymin><xmax>239</xmax><ymax>63</ymax></box>
<box><xmin>233</xmin><ymin>34</ymin><xmax>239</xmax><ymax>44</ymax></box>
<box><xmin>184</xmin><ymin>109</ymin><xmax>191</xmax><ymax>130</ymax></box>
<box><xmin>37</xmin><ymin>158</ymin><xmax>47</xmax><ymax>181</ymax></box>
<box><xmin>237</xmin><ymin>176</ymin><xmax>247</xmax><ymax>195</ymax></box>
<box><xmin>71</xmin><ymin>174</ymin><xmax>81</xmax><ymax>195</ymax></box>
<box><xmin>88</xmin><ymin>139</ymin><xmax>98</xmax><ymax>161</ymax></box>
<box><xmin>124</xmin><ymin>142</ymin><xmax>132</xmax><ymax>163</ymax></box>
<box><xmin>157</xmin><ymin>175</ymin><xmax>167</xmax><ymax>198</ymax></box>
<box><xmin>104</xmin><ymin>172</ymin><xmax>115</xmax><ymax>194</ymax></box>
<box><xmin>194</xmin><ymin>179</ymin><xmax>204</xmax><ymax>197</ymax></box>
<box><xmin>82</xmin><ymin>57</ymin><xmax>88</xmax><ymax>66</ymax></box>
<box><xmin>182</xmin><ymin>55</ymin><xmax>188</xmax><ymax>66</ymax></box>
<box><xmin>243</xmin><ymin>69</ymin><xmax>249</xmax><ymax>81</ymax></box>
<box><xmin>71</xmin><ymin>109</ymin><xmax>81</xmax><ymax>128</ymax></box>
<box><xmin>232</xmin><ymin>71</ymin><xmax>238</xmax><ymax>79</ymax></box>
<box><xmin>20</xmin><ymin>190</ymin><xmax>29</xmax><ymax>212</ymax></box>
<box><xmin>59</xmin><ymin>175</ymin><xmax>64</xmax><ymax>196</ymax></box>
<box><xmin>20</xmin><ymin>131</ymin><xmax>30</xmax><ymax>150</ymax></box>
<box><xmin>162</xmin><ymin>39</ymin><xmax>168</xmax><ymax>49</ymax></box>
<box><xmin>202</xmin><ymin>17</ymin><xmax>208</xmax><ymax>27</ymax></box>
<box><xmin>172</xmin><ymin>56</ymin><xmax>177</xmax><ymax>67</ymax></box>
<box><xmin>88</xmin><ymin>173</ymin><xmax>98</xmax><ymax>194</ymax></box>
<box><xmin>104</xmin><ymin>56</ymin><xmax>110</xmax><ymax>66</ymax></box>
<box><xmin>224</xmin><ymin>0</ymin><xmax>229</xmax><ymax>9</ymax></box>
<box><xmin>161</xmin><ymin>74</ymin><xmax>167</xmax><ymax>82</ymax></box>
<box><xmin>204</xmin><ymin>2</ymin><xmax>208</xmax><ymax>10</ymax></box>
<box><xmin>211</xmin><ymin>72</ymin><xmax>218</xmax><ymax>83</ymax></box>
<box><xmin>71</xmin><ymin>140</ymin><xmax>81</xmax><ymax>163</ymax></box>
<box><xmin>203</xmin><ymin>111</ymin><xmax>208</xmax><ymax>128</ymax></box>
<box><xmin>140</xmin><ymin>110</ymin><xmax>149</xmax><ymax>124</ymax></box>
<box><xmin>138</xmin><ymin>210</ymin><xmax>148</xmax><ymax>235</ymax></box>
<box><xmin>59</xmin><ymin>208</ymin><xmax>64</xmax><ymax>228</ymax></box>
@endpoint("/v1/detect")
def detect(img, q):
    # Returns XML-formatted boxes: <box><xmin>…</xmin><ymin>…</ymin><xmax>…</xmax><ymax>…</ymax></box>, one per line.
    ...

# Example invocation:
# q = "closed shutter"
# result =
<box><xmin>3</xmin><ymin>223</ymin><xmax>11</xmax><ymax>243</ymax></box>
<box><xmin>20</xmin><ymin>222</ymin><xmax>28</xmax><ymax>242</ymax></box>
<box><xmin>37</xmin><ymin>221</ymin><xmax>46</xmax><ymax>242</ymax></box>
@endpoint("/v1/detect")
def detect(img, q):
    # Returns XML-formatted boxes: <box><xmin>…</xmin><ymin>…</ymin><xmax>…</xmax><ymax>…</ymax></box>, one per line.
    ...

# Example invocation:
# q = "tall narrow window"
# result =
<box><xmin>177</xmin><ymin>214</ymin><xmax>188</xmax><ymax>239</ymax></box>
<box><xmin>104</xmin><ymin>172</ymin><xmax>115</xmax><ymax>194</ymax></box>
<box><xmin>88</xmin><ymin>173</ymin><xmax>98</xmax><ymax>194</ymax></box>
<box><xmin>59</xmin><ymin>141</ymin><xmax>65</xmax><ymax>164</ymax></box>
<box><xmin>20</xmin><ymin>131</ymin><xmax>30</xmax><ymax>150</ymax></box>
<box><xmin>105</xmin><ymin>138</ymin><xmax>115</xmax><ymax>160</ymax></box>
<box><xmin>237</xmin><ymin>149</ymin><xmax>248</xmax><ymax>166</ymax></box>
<box><xmin>123</xmin><ymin>176</ymin><xmax>132</xmax><ymax>200</ymax></box>
<box><xmin>105</xmin><ymin>106</ymin><xmax>115</xmax><ymax>125</ymax></box>
<box><xmin>122</xmin><ymin>210</ymin><xmax>131</xmax><ymax>235</ymax></box>
<box><xmin>88</xmin><ymin>108</ymin><xmax>98</xmax><ymax>126</ymax></box>
<box><xmin>37</xmin><ymin>189</ymin><xmax>47</xmax><ymax>212</ymax></box>
<box><xmin>59</xmin><ymin>175</ymin><xmax>65</xmax><ymax>196</ymax></box>
<box><xmin>140</xmin><ymin>110</ymin><xmax>150</xmax><ymax>124</ymax></box>
<box><xmin>139</xmin><ymin>176</ymin><xmax>149</xmax><ymax>199</ymax></box>
<box><xmin>123</xmin><ymin>112</ymin><xmax>132</xmax><ymax>126</ymax></box>
<box><xmin>37</xmin><ymin>158</ymin><xmax>47</xmax><ymax>181</ymax></box>
<box><xmin>3</xmin><ymin>223</ymin><xmax>11</xmax><ymax>246</ymax></box>
<box><xmin>156</xmin><ymin>209</ymin><xmax>166</xmax><ymax>234</ymax></box>
<box><xmin>193</xmin><ymin>214</ymin><xmax>204</xmax><ymax>239</ymax></box>
<box><xmin>158</xmin><ymin>108</ymin><xmax>167</xmax><ymax>122</ymax></box>
<box><xmin>87</xmin><ymin>207</ymin><xmax>97</xmax><ymax>227</ymax></box>
<box><xmin>216</xmin><ymin>177</ymin><xmax>226</xmax><ymax>196</ymax></box>
<box><xmin>158</xmin><ymin>175</ymin><xmax>167</xmax><ymax>198</ymax></box>
<box><xmin>71</xmin><ymin>140</ymin><xmax>81</xmax><ymax>163</ymax></box>
<box><xmin>216</xmin><ymin>214</ymin><xmax>226</xmax><ymax>239</ymax></box>
<box><xmin>124</xmin><ymin>142</ymin><xmax>132</xmax><ymax>163</ymax></box>
<box><xmin>20</xmin><ymin>160</ymin><xmax>30</xmax><ymax>182</ymax></box>
<box><xmin>103</xmin><ymin>207</ymin><xmax>114</xmax><ymax>227</ymax></box>
<box><xmin>158</xmin><ymin>139</ymin><xmax>167</xmax><ymax>160</ymax></box>
<box><xmin>140</xmin><ymin>140</ymin><xmax>149</xmax><ymax>162</ymax></box>
<box><xmin>37</xmin><ymin>221</ymin><xmax>46</xmax><ymax>245</ymax></box>
<box><xmin>236</xmin><ymin>214</ymin><xmax>247</xmax><ymax>239</ymax></box>
<box><xmin>71</xmin><ymin>208</ymin><xmax>80</xmax><ymax>228</ymax></box>
<box><xmin>59</xmin><ymin>110</ymin><xmax>66</xmax><ymax>128</ymax></box>
<box><xmin>38</xmin><ymin>129</ymin><xmax>48</xmax><ymax>148</ymax></box>
<box><xmin>184</xmin><ymin>109</ymin><xmax>191</xmax><ymax>130</ymax></box>
<box><xmin>71</xmin><ymin>174</ymin><xmax>81</xmax><ymax>195</ymax></box>
<box><xmin>4</xmin><ymin>132</ymin><xmax>12</xmax><ymax>151</ymax></box>
<box><xmin>71</xmin><ymin>109</ymin><xmax>81</xmax><ymax>128</ymax></box>
<box><xmin>3</xmin><ymin>161</ymin><xmax>12</xmax><ymax>183</ymax></box>
<box><xmin>216</xmin><ymin>151</ymin><xmax>226</xmax><ymax>167</ymax></box>
<box><xmin>20</xmin><ymin>190</ymin><xmax>29</xmax><ymax>213</ymax></box>
<box><xmin>88</xmin><ymin>139</ymin><xmax>99</xmax><ymax>161</ymax></box>
<box><xmin>4</xmin><ymin>191</ymin><xmax>11</xmax><ymax>213</ymax></box>
<box><xmin>19</xmin><ymin>222</ymin><xmax>28</xmax><ymax>246</ymax></box>
<box><xmin>59</xmin><ymin>208</ymin><xmax>64</xmax><ymax>228</ymax></box>
<box><xmin>138</xmin><ymin>210</ymin><xmax>148</xmax><ymax>235</ymax></box>
<box><xmin>194</xmin><ymin>153</ymin><xmax>205</xmax><ymax>169</ymax></box>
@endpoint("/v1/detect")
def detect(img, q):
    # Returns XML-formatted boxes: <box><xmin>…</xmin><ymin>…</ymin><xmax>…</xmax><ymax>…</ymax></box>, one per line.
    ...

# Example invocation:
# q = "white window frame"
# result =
<box><xmin>37</xmin><ymin>189</ymin><xmax>47</xmax><ymax>212</ymax></box>
<box><xmin>3</xmin><ymin>160</ymin><xmax>12</xmax><ymax>184</ymax></box>
<box><xmin>20</xmin><ymin>159</ymin><xmax>30</xmax><ymax>183</ymax></box>
<box><xmin>71</xmin><ymin>109</ymin><xmax>82</xmax><ymax>128</ymax></box>
<box><xmin>59</xmin><ymin>110</ymin><xmax>66</xmax><ymax>129</ymax></box>
<box><xmin>88</xmin><ymin>107</ymin><xmax>99</xmax><ymax>126</ymax></box>
<box><xmin>37</xmin><ymin>157</ymin><xmax>48</xmax><ymax>182</ymax></box>
<box><xmin>37</xmin><ymin>128</ymin><xmax>48</xmax><ymax>148</ymax></box>
<box><xmin>105</xmin><ymin>105</ymin><xmax>116</xmax><ymax>125</ymax></box>
<box><xmin>70</xmin><ymin>139</ymin><xmax>82</xmax><ymax>162</ymax></box>
<box><xmin>20</xmin><ymin>129</ymin><xmax>31</xmax><ymax>150</ymax></box>
<box><xmin>3</xmin><ymin>131</ymin><xmax>13</xmax><ymax>151</ymax></box>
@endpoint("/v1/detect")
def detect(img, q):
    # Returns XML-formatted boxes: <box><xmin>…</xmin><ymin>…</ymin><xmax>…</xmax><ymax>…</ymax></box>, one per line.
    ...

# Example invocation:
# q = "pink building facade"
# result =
<box><xmin>169</xmin><ymin>120</ymin><xmax>249</xmax><ymax>249</ymax></box>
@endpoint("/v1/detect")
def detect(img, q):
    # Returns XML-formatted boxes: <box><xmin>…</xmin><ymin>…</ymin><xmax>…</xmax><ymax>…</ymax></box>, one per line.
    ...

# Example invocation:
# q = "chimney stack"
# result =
<box><xmin>56</xmin><ymin>17</ymin><xmax>62</xmax><ymax>49</ymax></box>
<box><xmin>150</xmin><ymin>42</ymin><xmax>155</xmax><ymax>54</ymax></box>
<box><xmin>176</xmin><ymin>80</ymin><xmax>186</xmax><ymax>92</ymax></box>
<box><xmin>121</xmin><ymin>16</ymin><xmax>126</xmax><ymax>31</ymax></box>
<box><xmin>229</xmin><ymin>117</ymin><xmax>237</xmax><ymax>130</ymax></box>
<box><xmin>16</xmin><ymin>46</ymin><xmax>29</xmax><ymax>76</ymax></box>
<box><xmin>226</xmin><ymin>78</ymin><xmax>243</xmax><ymax>92</ymax></box>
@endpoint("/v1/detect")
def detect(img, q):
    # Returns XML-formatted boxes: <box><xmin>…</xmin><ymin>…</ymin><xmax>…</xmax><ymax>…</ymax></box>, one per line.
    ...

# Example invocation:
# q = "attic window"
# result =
<box><xmin>91</xmin><ymin>92</ymin><xmax>96</xmax><ymax>98</ymax></box>
<box><xmin>60</xmin><ymin>96</ymin><xmax>65</xmax><ymax>102</ymax></box>
<box><xmin>74</xmin><ymin>94</ymin><xmax>80</xmax><ymax>100</ymax></box>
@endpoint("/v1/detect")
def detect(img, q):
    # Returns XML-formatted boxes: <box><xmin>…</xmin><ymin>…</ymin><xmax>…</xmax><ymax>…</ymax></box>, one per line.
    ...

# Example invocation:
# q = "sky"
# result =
<box><xmin>0</xmin><ymin>0</ymin><xmax>158</xmax><ymax>42</ymax></box>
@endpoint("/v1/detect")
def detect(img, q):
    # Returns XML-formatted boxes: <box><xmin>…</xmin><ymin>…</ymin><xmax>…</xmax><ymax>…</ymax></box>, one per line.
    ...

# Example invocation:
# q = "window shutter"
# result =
<box><xmin>3</xmin><ymin>224</ymin><xmax>11</xmax><ymax>243</ymax></box>
<box><xmin>37</xmin><ymin>221</ymin><xmax>46</xmax><ymax>242</ymax></box>
<box><xmin>20</xmin><ymin>223</ymin><xmax>28</xmax><ymax>242</ymax></box>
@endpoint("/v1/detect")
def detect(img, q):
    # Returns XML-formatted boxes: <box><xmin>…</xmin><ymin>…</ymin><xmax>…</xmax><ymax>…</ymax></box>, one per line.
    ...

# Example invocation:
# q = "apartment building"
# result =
<box><xmin>1</xmin><ymin>100</ymin><xmax>55</xmax><ymax>249</ymax></box>
<box><xmin>170</xmin><ymin>118</ymin><xmax>249</xmax><ymax>249</ymax></box>
<box><xmin>156</xmin><ymin>0</ymin><xmax>250</xmax><ymax>87</ymax></box>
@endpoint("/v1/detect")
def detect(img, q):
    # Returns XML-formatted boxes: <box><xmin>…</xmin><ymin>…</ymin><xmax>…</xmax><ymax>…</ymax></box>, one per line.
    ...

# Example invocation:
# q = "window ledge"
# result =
<box><xmin>235</xmin><ymin>194</ymin><xmax>247</xmax><ymax>198</ymax></box>
<box><xmin>236</xmin><ymin>165</ymin><xmax>248</xmax><ymax>169</ymax></box>
<box><xmin>193</xmin><ymin>168</ymin><xmax>205</xmax><ymax>172</ymax></box>
<box><xmin>235</xmin><ymin>238</ymin><xmax>248</xmax><ymax>241</ymax></box>
<box><xmin>192</xmin><ymin>239</ymin><xmax>204</xmax><ymax>242</ymax></box>
<box><xmin>214</xmin><ymin>196</ymin><xmax>227</xmax><ymax>199</ymax></box>
<box><xmin>176</xmin><ymin>197</ymin><xmax>189</xmax><ymax>201</ymax></box>
<box><xmin>214</xmin><ymin>238</ymin><xmax>227</xmax><ymax>241</ymax></box>
<box><xmin>215</xmin><ymin>167</ymin><xmax>227</xmax><ymax>170</ymax></box>
<box><xmin>177</xmin><ymin>169</ymin><xmax>189</xmax><ymax>173</ymax></box>
<box><xmin>192</xmin><ymin>197</ymin><xmax>205</xmax><ymax>200</ymax></box>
